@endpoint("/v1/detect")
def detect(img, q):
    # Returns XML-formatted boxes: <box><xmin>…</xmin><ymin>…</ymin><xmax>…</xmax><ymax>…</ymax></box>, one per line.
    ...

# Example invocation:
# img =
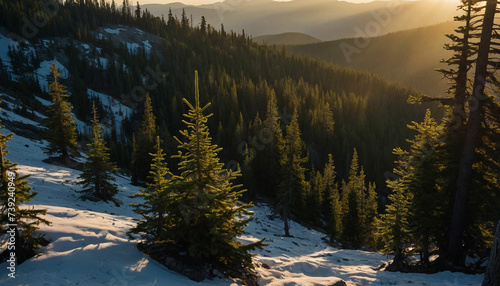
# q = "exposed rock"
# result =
<box><xmin>330</xmin><ymin>280</ymin><xmax>347</xmax><ymax>286</ymax></box>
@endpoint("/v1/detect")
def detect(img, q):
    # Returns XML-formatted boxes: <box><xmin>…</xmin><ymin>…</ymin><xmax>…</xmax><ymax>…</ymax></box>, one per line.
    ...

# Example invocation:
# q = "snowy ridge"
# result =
<box><xmin>88</xmin><ymin>89</ymin><xmax>132</xmax><ymax>135</ymax></box>
<box><xmin>37</xmin><ymin>60</ymin><xmax>69</xmax><ymax>93</ymax></box>
<box><xmin>0</xmin><ymin>126</ymin><xmax>484</xmax><ymax>285</ymax></box>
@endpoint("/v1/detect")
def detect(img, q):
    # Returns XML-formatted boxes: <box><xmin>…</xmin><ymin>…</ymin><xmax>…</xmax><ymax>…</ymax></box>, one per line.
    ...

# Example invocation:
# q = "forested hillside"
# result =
<box><xmin>0</xmin><ymin>0</ymin><xmax>499</xmax><ymax>283</ymax></box>
<box><xmin>288</xmin><ymin>21</ymin><xmax>458</xmax><ymax>97</ymax></box>
<box><xmin>0</xmin><ymin>0</ymin><xmax>432</xmax><ymax>190</ymax></box>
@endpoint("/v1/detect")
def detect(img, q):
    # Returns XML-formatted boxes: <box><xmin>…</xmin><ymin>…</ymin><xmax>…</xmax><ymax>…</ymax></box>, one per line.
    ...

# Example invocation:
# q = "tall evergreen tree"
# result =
<box><xmin>0</xmin><ymin>109</ymin><xmax>50</xmax><ymax>263</ymax></box>
<box><xmin>377</xmin><ymin>179</ymin><xmax>411</xmax><ymax>271</ymax></box>
<box><xmin>340</xmin><ymin>149</ymin><xmax>377</xmax><ymax>248</ymax></box>
<box><xmin>131</xmin><ymin>94</ymin><xmax>157</xmax><ymax>185</ymax></box>
<box><xmin>159</xmin><ymin>71</ymin><xmax>262</xmax><ymax>277</ymax></box>
<box><xmin>45</xmin><ymin>62</ymin><xmax>79</xmax><ymax>163</ymax></box>
<box><xmin>77</xmin><ymin>102</ymin><xmax>118</xmax><ymax>201</ymax></box>
<box><xmin>276</xmin><ymin>112</ymin><xmax>309</xmax><ymax>237</ymax></box>
<box><xmin>322</xmin><ymin>154</ymin><xmax>342</xmax><ymax>241</ymax></box>
<box><xmin>254</xmin><ymin>90</ymin><xmax>283</xmax><ymax>196</ymax></box>
<box><xmin>448</xmin><ymin>0</ymin><xmax>498</xmax><ymax>265</ymax></box>
<box><xmin>129</xmin><ymin>136</ymin><xmax>172</xmax><ymax>244</ymax></box>
<box><xmin>341</xmin><ymin>149</ymin><xmax>364</xmax><ymax>248</ymax></box>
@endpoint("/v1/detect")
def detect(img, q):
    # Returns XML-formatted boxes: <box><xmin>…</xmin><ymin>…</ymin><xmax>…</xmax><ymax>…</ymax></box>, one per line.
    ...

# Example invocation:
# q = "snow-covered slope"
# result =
<box><xmin>0</xmin><ymin>125</ymin><xmax>484</xmax><ymax>285</ymax></box>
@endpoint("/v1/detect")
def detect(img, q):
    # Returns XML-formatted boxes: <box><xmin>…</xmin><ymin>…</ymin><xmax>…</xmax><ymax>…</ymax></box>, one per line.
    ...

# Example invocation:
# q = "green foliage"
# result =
<box><xmin>0</xmin><ymin>0</ymin><xmax>431</xmax><ymax>191</ymax></box>
<box><xmin>77</xmin><ymin>102</ymin><xmax>118</xmax><ymax>201</ymax></box>
<box><xmin>153</xmin><ymin>71</ymin><xmax>263</xmax><ymax>274</ymax></box>
<box><xmin>376</xmin><ymin>179</ymin><xmax>411</xmax><ymax>270</ymax></box>
<box><xmin>276</xmin><ymin>112</ymin><xmax>309</xmax><ymax>236</ymax></box>
<box><xmin>45</xmin><ymin>62</ymin><xmax>79</xmax><ymax>161</ymax></box>
<box><xmin>129</xmin><ymin>136</ymin><xmax>172</xmax><ymax>244</ymax></box>
<box><xmin>131</xmin><ymin>94</ymin><xmax>157</xmax><ymax>185</ymax></box>
<box><xmin>341</xmin><ymin>149</ymin><xmax>377</xmax><ymax>248</ymax></box>
<box><xmin>0</xmin><ymin>110</ymin><xmax>50</xmax><ymax>262</ymax></box>
<box><xmin>322</xmin><ymin>154</ymin><xmax>342</xmax><ymax>241</ymax></box>
<box><xmin>253</xmin><ymin>90</ymin><xmax>284</xmax><ymax>196</ymax></box>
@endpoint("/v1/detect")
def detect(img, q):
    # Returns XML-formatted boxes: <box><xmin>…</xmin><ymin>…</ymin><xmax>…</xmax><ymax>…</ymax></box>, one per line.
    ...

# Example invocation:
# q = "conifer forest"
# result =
<box><xmin>0</xmin><ymin>0</ymin><xmax>499</xmax><ymax>285</ymax></box>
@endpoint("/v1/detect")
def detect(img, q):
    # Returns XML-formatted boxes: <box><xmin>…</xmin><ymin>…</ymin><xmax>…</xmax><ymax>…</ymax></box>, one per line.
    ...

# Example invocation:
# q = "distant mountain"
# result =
<box><xmin>287</xmin><ymin>21</ymin><xmax>459</xmax><ymax>97</ymax></box>
<box><xmin>143</xmin><ymin>0</ymin><xmax>459</xmax><ymax>40</ymax></box>
<box><xmin>253</xmin><ymin>32</ymin><xmax>322</xmax><ymax>46</ymax></box>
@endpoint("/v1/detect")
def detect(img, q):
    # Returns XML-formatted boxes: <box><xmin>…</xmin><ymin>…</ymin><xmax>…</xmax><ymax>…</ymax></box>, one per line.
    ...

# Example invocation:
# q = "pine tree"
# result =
<box><xmin>276</xmin><ymin>112</ymin><xmax>309</xmax><ymax>237</ymax></box>
<box><xmin>341</xmin><ymin>149</ymin><xmax>364</xmax><ymax>248</ymax></box>
<box><xmin>405</xmin><ymin>110</ymin><xmax>444</xmax><ymax>265</ymax></box>
<box><xmin>131</xmin><ymin>94</ymin><xmax>157</xmax><ymax>185</ymax></box>
<box><xmin>254</xmin><ymin>90</ymin><xmax>283</xmax><ymax>196</ymax></box>
<box><xmin>0</xmin><ymin>110</ymin><xmax>50</xmax><ymax>263</ymax></box>
<box><xmin>322</xmin><ymin>154</ymin><xmax>342</xmax><ymax>241</ymax></box>
<box><xmin>377</xmin><ymin>179</ymin><xmax>411</xmax><ymax>271</ymax></box>
<box><xmin>162</xmin><ymin>71</ymin><xmax>263</xmax><ymax>277</ymax></box>
<box><xmin>129</xmin><ymin>136</ymin><xmax>172</xmax><ymax>244</ymax></box>
<box><xmin>363</xmin><ymin>182</ymin><xmax>378</xmax><ymax>248</ymax></box>
<box><xmin>77</xmin><ymin>102</ymin><xmax>118</xmax><ymax>201</ymax></box>
<box><xmin>46</xmin><ymin>61</ymin><xmax>79</xmax><ymax>163</ymax></box>
<box><xmin>448</xmin><ymin>0</ymin><xmax>498</xmax><ymax>265</ymax></box>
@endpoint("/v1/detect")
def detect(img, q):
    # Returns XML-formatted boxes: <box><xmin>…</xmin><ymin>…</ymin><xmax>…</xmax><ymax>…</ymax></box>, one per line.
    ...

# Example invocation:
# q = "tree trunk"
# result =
<box><xmin>482</xmin><ymin>220</ymin><xmax>500</xmax><ymax>286</ymax></box>
<box><xmin>447</xmin><ymin>0</ymin><xmax>497</xmax><ymax>266</ymax></box>
<box><xmin>284</xmin><ymin>212</ymin><xmax>290</xmax><ymax>237</ymax></box>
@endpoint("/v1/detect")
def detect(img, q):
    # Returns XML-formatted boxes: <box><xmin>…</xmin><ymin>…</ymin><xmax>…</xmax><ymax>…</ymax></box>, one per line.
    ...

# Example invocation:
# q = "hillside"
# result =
<box><xmin>0</xmin><ymin>0</ymin><xmax>498</xmax><ymax>284</ymax></box>
<box><xmin>288</xmin><ymin>21</ymin><xmax>458</xmax><ymax>97</ymax></box>
<box><xmin>0</xmin><ymin>0</ymin><xmax>439</xmax><ymax>189</ymax></box>
<box><xmin>253</xmin><ymin>32</ymin><xmax>322</xmax><ymax>46</ymax></box>
<box><xmin>0</xmin><ymin>111</ymin><xmax>485</xmax><ymax>285</ymax></box>
<box><xmin>145</xmin><ymin>0</ymin><xmax>459</xmax><ymax>40</ymax></box>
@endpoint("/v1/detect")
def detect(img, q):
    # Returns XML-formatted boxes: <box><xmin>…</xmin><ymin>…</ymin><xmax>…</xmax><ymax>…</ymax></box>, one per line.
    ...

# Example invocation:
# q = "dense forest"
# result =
<box><xmin>0</xmin><ymin>0</ymin><xmax>499</xmax><ymax>282</ymax></box>
<box><xmin>0</xmin><ymin>0</ymin><xmax>433</xmax><ymax>190</ymax></box>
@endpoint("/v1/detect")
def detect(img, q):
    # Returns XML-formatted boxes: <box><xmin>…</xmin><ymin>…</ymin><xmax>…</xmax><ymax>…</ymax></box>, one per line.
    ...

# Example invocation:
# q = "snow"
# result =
<box><xmin>127</xmin><ymin>42</ymin><xmax>140</xmax><ymax>54</ymax></box>
<box><xmin>34</xmin><ymin>95</ymin><xmax>52</xmax><ymax>107</ymax></box>
<box><xmin>74</xmin><ymin>117</ymin><xmax>89</xmax><ymax>134</ymax></box>
<box><xmin>0</xmin><ymin>33</ymin><xmax>35</xmax><ymax>73</ymax></box>
<box><xmin>88</xmin><ymin>89</ymin><xmax>132</xmax><ymax>135</ymax></box>
<box><xmin>0</xmin><ymin>93</ymin><xmax>42</xmax><ymax>126</ymax></box>
<box><xmin>81</xmin><ymin>43</ymin><xmax>90</xmax><ymax>50</ymax></box>
<box><xmin>36</xmin><ymin>60</ymin><xmax>69</xmax><ymax>92</ymax></box>
<box><xmin>104</xmin><ymin>28</ymin><xmax>125</xmax><ymax>35</ymax></box>
<box><xmin>0</xmin><ymin>109</ymin><xmax>485</xmax><ymax>286</ymax></box>
<box><xmin>0</xmin><ymin>108</ymin><xmax>40</xmax><ymax>127</ymax></box>
<box><xmin>96</xmin><ymin>57</ymin><xmax>108</xmax><ymax>68</ymax></box>
<box><xmin>143</xmin><ymin>40</ymin><xmax>152</xmax><ymax>56</ymax></box>
<box><xmin>0</xmin><ymin>33</ymin><xmax>16</xmax><ymax>67</ymax></box>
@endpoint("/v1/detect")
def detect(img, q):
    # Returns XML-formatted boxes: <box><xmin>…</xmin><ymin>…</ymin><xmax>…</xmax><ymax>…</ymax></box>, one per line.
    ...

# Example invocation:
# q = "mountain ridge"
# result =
<box><xmin>253</xmin><ymin>32</ymin><xmax>322</xmax><ymax>46</ymax></box>
<box><xmin>143</xmin><ymin>0</ymin><xmax>460</xmax><ymax>40</ymax></box>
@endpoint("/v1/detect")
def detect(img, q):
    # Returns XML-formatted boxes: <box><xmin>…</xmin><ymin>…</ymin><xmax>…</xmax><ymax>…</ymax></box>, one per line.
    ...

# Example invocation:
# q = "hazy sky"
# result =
<box><xmin>138</xmin><ymin>0</ymin><xmax>383</xmax><ymax>5</ymax></box>
<box><xmin>137</xmin><ymin>0</ymin><xmax>459</xmax><ymax>5</ymax></box>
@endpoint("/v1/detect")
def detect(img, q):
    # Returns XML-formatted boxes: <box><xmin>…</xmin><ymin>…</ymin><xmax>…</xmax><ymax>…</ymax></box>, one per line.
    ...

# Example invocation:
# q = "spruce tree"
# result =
<box><xmin>276</xmin><ymin>112</ymin><xmax>309</xmax><ymax>237</ymax></box>
<box><xmin>0</xmin><ymin>111</ymin><xmax>50</xmax><ymax>263</ymax></box>
<box><xmin>131</xmin><ymin>94</ymin><xmax>157</xmax><ymax>185</ymax></box>
<box><xmin>377</xmin><ymin>179</ymin><xmax>411</xmax><ymax>271</ymax></box>
<box><xmin>163</xmin><ymin>71</ymin><xmax>262</xmax><ymax>277</ymax></box>
<box><xmin>77</xmin><ymin>102</ymin><xmax>118</xmax><ymax>201</ymax></box>
<box><xmin>322</xmin><ymin>154</ymin><xmax>342</xmax><ymax>241</ymax></box>
<box><xmin>341</xmin><ymin>149</ymin><xmax>364</xmax><ymax>248</ymax></box>
<box><xmin>405</xmin><ymin>110</ymin><xmax>444</xmax><ymax>265</ymax></box>
<box><xmin>254</xmin><ymin>90</ymin><xmax>283</xmax><ymax>196</ymax></box>
<box><xmin>129</xmin><ymin>136</ymin><xmax>172</xmax><ymax>244</ymax></box>
<box><xmin>46</xmin><ymin>61</ymin><xmax>79</xmax><ymax>163</ymax></box>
